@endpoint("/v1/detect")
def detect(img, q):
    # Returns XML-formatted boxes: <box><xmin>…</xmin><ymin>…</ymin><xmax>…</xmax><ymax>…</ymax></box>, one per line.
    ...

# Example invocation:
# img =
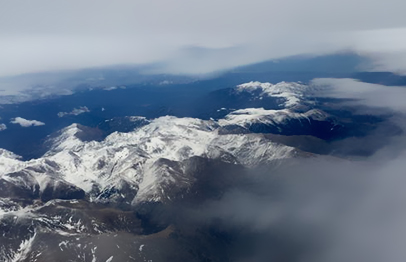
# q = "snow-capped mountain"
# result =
<box><xmin>235</xmin><ymin>81</ymin><xmax>312</xmax><ymax>108</ymax></box>
<box><xmin>197</xmin><ymin>81</ymin><xmax>316</xmax><ymax>117</ymax></box>
<box><xmin>0</xmin><ymin>115</ymin><xmax>299</xmax><ymax>208</ymax></box>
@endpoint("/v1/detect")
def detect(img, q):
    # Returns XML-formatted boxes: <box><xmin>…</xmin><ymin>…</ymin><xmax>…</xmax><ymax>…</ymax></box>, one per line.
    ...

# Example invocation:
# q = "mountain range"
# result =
<box><xmin>0</xmin><ymin>79</ymin><xmax>400</xmax><ymax>261</ymax></box>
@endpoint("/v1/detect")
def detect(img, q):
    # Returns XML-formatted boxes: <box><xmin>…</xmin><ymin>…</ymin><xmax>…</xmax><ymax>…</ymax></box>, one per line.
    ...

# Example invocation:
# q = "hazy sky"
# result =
<box><xmin>1</xmin><ymin>0</ymin><xmax>406</xmax><ymax>76</ymax></box>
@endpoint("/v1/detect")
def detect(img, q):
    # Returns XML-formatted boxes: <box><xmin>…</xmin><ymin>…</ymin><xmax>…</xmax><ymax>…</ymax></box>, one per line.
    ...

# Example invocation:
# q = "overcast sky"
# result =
<box><xmin>1</xmin><ymin>0</ymin><xmax>406</xmax><ymax>76</ymax></box>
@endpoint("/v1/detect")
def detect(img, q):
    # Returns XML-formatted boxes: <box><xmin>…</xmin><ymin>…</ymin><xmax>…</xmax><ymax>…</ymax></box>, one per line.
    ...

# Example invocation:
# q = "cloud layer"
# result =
<box><xmin>1</xmin><ymin>0</ymin><xmax>406</xmax><ymax>76</ymax></box>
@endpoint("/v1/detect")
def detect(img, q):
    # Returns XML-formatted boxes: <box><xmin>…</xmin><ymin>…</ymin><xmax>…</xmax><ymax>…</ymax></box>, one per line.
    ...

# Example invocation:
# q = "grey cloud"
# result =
<box><xmin>0</xmin><ymin>124</ymin><xmax>6</xmax><ymax>131</ymax></box>
<box><xmin>187</xmin><ymin>150</ymin><xmax>406</xmax><ymax>262</ymax></box>
<box><xmin>10</xmin><ymin>117</ymin><xmax>45</xmax><ymax>127</ymax></box>
<box><xmin>1</xmin><ymin>0</ymin><xmax>406</xmax><ymax>77</ymax></box>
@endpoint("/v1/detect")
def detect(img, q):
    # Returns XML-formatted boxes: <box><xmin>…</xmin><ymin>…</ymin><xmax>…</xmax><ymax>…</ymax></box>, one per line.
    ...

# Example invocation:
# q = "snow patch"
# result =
<box><xmin>10</xmin><ymin>233</ymin><xmax>36</xmax><ymax>262</ymax></box>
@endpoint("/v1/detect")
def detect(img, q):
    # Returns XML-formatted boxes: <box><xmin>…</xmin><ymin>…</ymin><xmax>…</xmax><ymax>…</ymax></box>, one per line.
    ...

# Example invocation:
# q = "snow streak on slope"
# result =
<box><xmin>8</xmin><ymin>233</ymin><xmax>37</xmax><ymax>262</ymax></box>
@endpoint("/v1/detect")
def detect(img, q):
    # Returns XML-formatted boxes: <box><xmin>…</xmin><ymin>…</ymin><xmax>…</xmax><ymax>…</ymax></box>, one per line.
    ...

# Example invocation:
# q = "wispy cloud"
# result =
<box><xmin>57</xmin><ymin>106</ymin><xmax>90</xmax><ymax>118</ymax></box>
<box><xmin>311</xmin><ymin>78</ymin><xmax>406</xmax><ymax>112</ymax></box>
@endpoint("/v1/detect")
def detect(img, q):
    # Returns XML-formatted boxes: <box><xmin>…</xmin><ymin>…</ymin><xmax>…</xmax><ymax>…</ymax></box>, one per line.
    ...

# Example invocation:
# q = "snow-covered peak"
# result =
<box><xmin>44</xmin><ymin>123</ymin><xmax>97</xmax><ymax>155</ymax></box>
<box><xmin>0</xmin><ymin>148</ymin><xmax>21</xmax><ymax>160</ymax></box>
<box><xmin>236</xmin><ymin>81</ymin><xmax>309</xmax><ymax>107</ymax></box>
<box><xmin>0</xmin><ymin>149</ymin><xmax>24</xmax><ymax>176</ymax></box>
<box><xmin>139</xmin><ymin>115</ymin><xmax>218</xmax><ymax>133</ymax></box>
<box><xmin>103</xmin><ymin>116</ymin><xmax>219</xmax><ymax>158</ymax></box>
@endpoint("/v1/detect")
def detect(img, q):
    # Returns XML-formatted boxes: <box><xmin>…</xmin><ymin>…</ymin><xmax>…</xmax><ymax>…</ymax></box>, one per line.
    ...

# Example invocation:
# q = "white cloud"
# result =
<box><xmin>0</xmin><ymin>124</ymin><xmax>6</xmax><ymax>131</ymax></box>
<box><xmin>10</xmin><ymin>117</ymin><xmax>45</xmax><ymax>127</ymax></box>
<box><xmin>57</xmin><ymin>106</ymin><xmax>90</xmax><ymax>118</ymax></box>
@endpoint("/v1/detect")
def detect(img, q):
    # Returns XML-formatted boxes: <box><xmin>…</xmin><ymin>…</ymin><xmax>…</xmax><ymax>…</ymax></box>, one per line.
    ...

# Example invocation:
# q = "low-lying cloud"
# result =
<box><xmin>10</xmin><ymin>117</ymin><xmax>45</xmax><ymax>127</ymax></box>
